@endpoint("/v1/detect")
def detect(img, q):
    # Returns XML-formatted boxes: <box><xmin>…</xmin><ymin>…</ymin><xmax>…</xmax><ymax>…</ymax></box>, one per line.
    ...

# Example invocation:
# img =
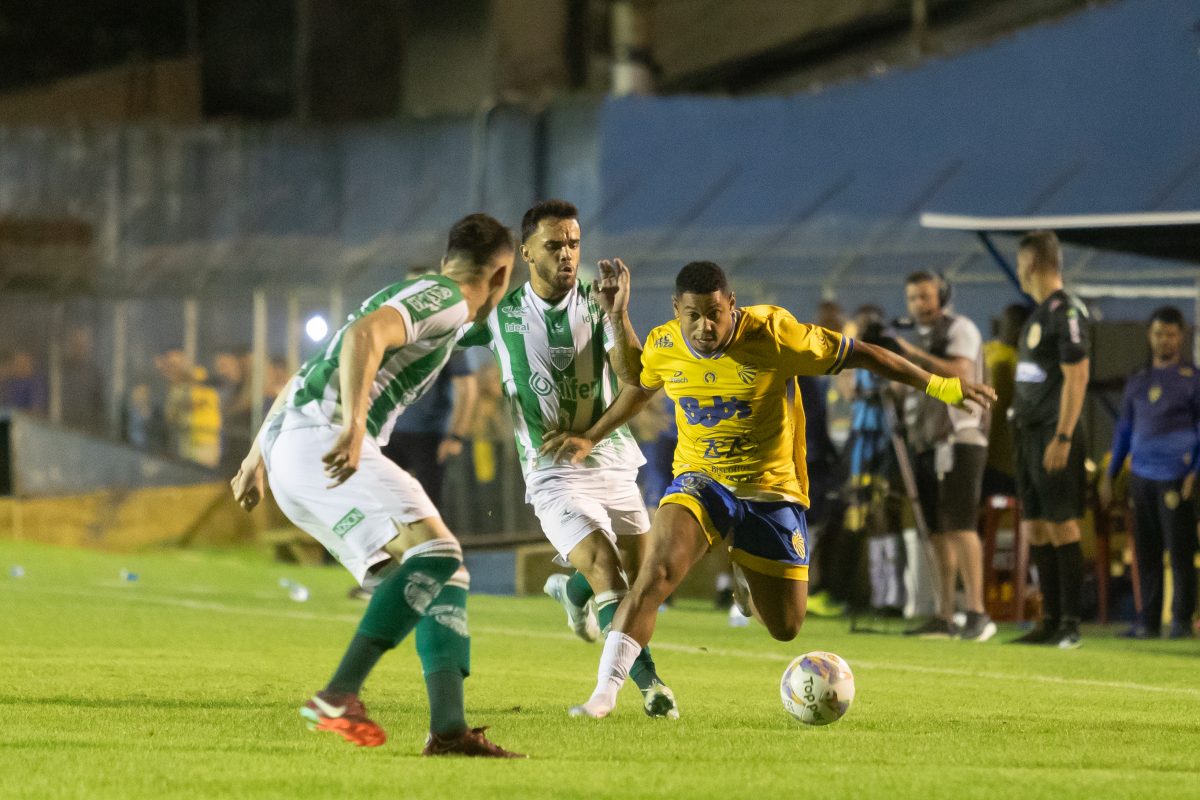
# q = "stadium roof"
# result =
<box><xmin>920</xmin><ymin>211</ymin><xmax>1200</xmax><ymax>266</ymax></box>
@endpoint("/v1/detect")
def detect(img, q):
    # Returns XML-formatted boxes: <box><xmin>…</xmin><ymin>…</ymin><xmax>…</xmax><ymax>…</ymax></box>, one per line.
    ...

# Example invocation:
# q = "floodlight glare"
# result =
<box><xmin>305</xmin><ymin>315</ymin><xmax>329</xmax><ymax>342</ymax></box>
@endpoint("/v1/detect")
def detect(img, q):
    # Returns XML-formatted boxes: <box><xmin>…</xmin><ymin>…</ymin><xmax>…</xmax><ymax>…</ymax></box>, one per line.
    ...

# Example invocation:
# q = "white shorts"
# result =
<box><xmin>262</xmin><ymin>422</ymin><xmax>440</xmax><ymax>587</ymax></box>
<box><xmin>526</xmin><ymin>468</ymin><xmax>650</xmax><ymax>565</ymax></box>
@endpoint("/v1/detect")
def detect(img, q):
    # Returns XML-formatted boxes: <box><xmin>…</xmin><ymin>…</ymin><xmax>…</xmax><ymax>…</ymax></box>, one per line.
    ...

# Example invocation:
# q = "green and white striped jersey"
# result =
<box><xmin>288</xmin><ymin>274</ymin><xmax>468</xmax><ymax>443</ymax></box>
<box><xmin>459</xmin><ymin>280</ymin><xmax>643</xmax><ymax>476</ymax></box>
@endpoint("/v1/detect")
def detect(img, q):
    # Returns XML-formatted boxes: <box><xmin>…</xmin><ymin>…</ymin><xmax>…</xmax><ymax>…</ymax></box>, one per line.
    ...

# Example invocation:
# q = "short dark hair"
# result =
<box><xmin>521</xmin><ymin>199</ymin><xmax>579</xmax><ymax>243</ymax></box>
<box><xmin>905</xmin><ymin>270</ymin><xmax>937</xmax><ymax>287</ymax></box>
<box><xmin>1149</xmin><ymin>305</ymin><xmax>1186</xmax><ymax>329</ymax></box>
<box><xmin>1018</xmin><ymin>229</ymin><xmax>1061</xmax><ymax>272</ymax></box>
<box><xmin>674</xmin><ymin>261</ymin><xmax>729</xmax><ymax>296</ymax></box>
<box><xmin>445</xmin><ymin>213</ymin><xmax>514</xmax><ymax>266</ymax></box>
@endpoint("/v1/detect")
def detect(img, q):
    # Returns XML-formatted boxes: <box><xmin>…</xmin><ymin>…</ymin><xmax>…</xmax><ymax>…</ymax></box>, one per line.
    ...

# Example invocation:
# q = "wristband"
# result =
<box><xmin>924</xmin><ymin>375</ymin><xmax>963</xmax><ymax>405</ymax></box>
<box><xmin>1054</xmin><ymin>432</ymin><xmax>1072</xmax><ymax>444</ymax></box>
<box><xmin>446</xmin><ymin>433</ymin><xmax>467</xmax><ymax>444</ymax></box>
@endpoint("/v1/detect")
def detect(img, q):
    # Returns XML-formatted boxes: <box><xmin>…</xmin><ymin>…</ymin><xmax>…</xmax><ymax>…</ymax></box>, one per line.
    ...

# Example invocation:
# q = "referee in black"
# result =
<box><xmin>1009</xmin><ymin>230</ymin><xmax>1091</xmax><ymax>649</ymax></box>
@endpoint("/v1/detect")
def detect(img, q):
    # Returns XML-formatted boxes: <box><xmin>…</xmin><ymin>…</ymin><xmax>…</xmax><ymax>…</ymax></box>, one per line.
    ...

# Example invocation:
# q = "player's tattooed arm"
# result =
<box><xmin>323</xmin><ymin>307</ymin><xmax>410</xmax><ymax>487</ymax></box>
<box><xmin>540</xmin><ymin>382</ymin><xmax>657</xmax><ymax>465</ymax></box>
<box><xmin>845</xmin><ymin>340</ymin><xmax>996</xmax><ymax>410</ymax></box>
<box><xmin>593</xmin><ymin>258</ymin><xmax>644</xmax><ymax>385</ymax></box>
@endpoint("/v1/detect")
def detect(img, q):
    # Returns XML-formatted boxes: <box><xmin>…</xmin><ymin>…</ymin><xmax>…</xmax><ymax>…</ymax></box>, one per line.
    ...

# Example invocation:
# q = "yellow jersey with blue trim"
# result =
<box><xmin>640</xmin><ymin>305</ymin><xmax>853</xmax><ymax>506</ymax></box>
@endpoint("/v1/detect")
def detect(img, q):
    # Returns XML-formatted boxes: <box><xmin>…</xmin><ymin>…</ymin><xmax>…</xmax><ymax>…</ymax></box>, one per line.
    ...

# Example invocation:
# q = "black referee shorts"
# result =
<box><xmin>914</xmin><ymin>443</ymin><xmax>987</xmax><ymax>534</ymax></box>
<box><xmin>1013</xmin><ymin>423</ymin><xmax>1086</xmax><ymax>523</ymax></box>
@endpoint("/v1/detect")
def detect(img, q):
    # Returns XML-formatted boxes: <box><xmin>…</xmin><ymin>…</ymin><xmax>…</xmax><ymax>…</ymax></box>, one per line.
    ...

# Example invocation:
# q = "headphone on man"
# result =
<box><xmin>934</xmin><ymin>271</ymin><xmax>952</xmax><ymax>309</ymax></box>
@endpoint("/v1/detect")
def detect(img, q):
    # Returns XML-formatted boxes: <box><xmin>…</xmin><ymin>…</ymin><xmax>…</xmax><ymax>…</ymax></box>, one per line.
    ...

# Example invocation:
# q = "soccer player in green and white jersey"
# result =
<box><xmin>230</xmin><ymin>213</ymin><xmax>523</xmax><ymax>757</ymax></box>
<box><xmin>459</xmin><ymin>200</ymin><xmax>677</xmax><ymax>718</ymax></box>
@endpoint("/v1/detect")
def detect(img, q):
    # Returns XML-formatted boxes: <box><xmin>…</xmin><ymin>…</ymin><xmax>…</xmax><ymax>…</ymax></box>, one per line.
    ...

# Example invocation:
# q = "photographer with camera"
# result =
<box><xmin>890</xmin><ymin>272</ymin><xmax>995</xmax><ymax>642</ymax></box>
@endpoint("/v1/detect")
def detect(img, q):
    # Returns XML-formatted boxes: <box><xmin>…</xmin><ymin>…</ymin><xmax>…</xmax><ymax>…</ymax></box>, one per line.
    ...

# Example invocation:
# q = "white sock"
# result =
<box><xmin>588</xmin><ymin>631</ymin><xmax>642</xmax><ymax>706</ymax></box>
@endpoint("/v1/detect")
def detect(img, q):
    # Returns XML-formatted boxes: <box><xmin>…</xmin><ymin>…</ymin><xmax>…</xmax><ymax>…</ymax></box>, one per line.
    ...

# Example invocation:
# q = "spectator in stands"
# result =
<box><xmin>212</xmin><ymin>348</ymin><xmax>249</xmax><ymax>473</ymax></box>
<box><xmin>982</xmin><ymin>304</ymin><xmax>1032</xmax><ymax>497</ymax></box>
<box><xmin>1100</xmin><ymin>306</ymin><xmax>1199</xmax><ymax>639</ymax></box>
<box><xmin>0</xmin><ymin>348</ymin><xmax>47</xmax><ymax>413</ymax></box>
<box><xmin>158</xmin><ymin>350</ymin><xmax>222</xmax><ymax>468</ymax></box>
<box><xmin>1009</xmin><ymin>230</ymin><xmax>1091</xmax><ymax>649</ymax></box>
<box><xmin>893</xmin><ymin>272</ymin><xmax>995</xmax><ymax>642</ymax></box>
<box><xmin>59</xmin><ymin>326</ymin><xmax>106</xmax><ymax>434</ymax></box>
<box><xmin>123</xmin><ymin>379</ymin><xmax>162</xmax><ymax>451</ymax></box>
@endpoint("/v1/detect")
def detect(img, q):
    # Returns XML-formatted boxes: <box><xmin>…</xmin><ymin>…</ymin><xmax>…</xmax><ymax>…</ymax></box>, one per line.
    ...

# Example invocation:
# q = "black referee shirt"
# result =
<box><xmin>1012</xmin><ymin>289</ymin><xmax>1090</xmax><ymax>428</ymax></box>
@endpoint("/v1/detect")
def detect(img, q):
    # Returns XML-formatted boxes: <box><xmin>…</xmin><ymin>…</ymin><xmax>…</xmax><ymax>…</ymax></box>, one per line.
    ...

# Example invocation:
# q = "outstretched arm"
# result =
<box><xmin>539</xmin><ymin>382</ymin><xmax>658</xmax><ymax>465</ymax></box>
<box><xmin>845</xmin><ymin>340</ymin><xmax>996</xmax><ymax>409</ymax></box>
<box><xmin>892</xmin><ymin>336</ymin><xmax>974</xmax><ymax>381</ymax></box>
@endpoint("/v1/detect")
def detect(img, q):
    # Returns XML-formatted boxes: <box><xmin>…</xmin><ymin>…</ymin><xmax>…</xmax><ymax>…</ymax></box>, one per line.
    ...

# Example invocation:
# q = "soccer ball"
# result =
<box><xmin>780</xmin><ymin>651</ymin><xmax>855</xmax><ymax>726</ymax></box>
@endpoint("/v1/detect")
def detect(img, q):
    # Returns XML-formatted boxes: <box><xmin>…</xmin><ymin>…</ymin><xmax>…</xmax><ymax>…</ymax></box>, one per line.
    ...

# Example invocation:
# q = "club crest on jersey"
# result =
<box><xmin>1149</xmin><ymin>385</ymin><xmax>1162</xmax><ymax>403</ymax></box>
<box><xmin>737</xmin><ymin>364</ymin><xmax>758</xmax><ymax>384</ymax></box>
<box><xmin>654</xmin><ymin>334</ymin><xmax>674</xmax><ymax>349</ymax></box>
<box><xmin>791</xmin><ymin>530</ymin><xmax>806</xmax><ymax>560</ymax></box>
<box><xmin>549</xmin><ymin>346</ymin><xmax>575</xmax><ymax>371</ymax></box>
<box><xmin>1025</xmin><ymin>322</ymin><xmax>1042</xmax><ymax>349</ymax></box>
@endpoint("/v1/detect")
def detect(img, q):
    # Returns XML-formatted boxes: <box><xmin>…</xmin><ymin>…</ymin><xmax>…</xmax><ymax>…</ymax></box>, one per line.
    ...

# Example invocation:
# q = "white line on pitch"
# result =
<box><xmin>9</xmin><ymin>584</ymin><xmax>1200</xmax><ymax>700</ymax></box>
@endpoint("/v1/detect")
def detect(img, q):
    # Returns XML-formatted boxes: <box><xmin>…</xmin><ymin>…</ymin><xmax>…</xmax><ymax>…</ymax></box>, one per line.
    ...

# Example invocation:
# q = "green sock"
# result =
<box><xmin>595</xmin><ymin>590</ymin><xmax>661</xmax><ymax>692</ymax></box>
<box><xmin>416</xmin><ymin>583</ymin><xmax>471</xmax><ymax>737</ymax></box>
<box><xmin>326</xmin><ymin>633</ymin><xmax>390</xmax><ymax>695</ymax></box>
<box><xmin>327</xmin><ymin>542</ymin><xmax>462</xmax><ymax>696</ymax></box>
<box><xmin>565</xmin><ymin>571</ymin><xmax>595</xmax><ymax>607</ymax></box>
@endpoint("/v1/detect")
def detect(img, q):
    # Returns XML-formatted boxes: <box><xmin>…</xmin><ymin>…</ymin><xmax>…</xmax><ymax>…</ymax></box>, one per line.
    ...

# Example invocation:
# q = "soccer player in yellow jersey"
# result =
<box><xmin>541</xmin><ymin>261</ymin><xmax>996</xmax><ymax>719</ymax></box>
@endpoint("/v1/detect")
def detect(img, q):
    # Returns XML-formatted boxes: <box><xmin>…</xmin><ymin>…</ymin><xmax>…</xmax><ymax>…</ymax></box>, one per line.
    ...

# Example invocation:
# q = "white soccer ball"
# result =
<box><xmin>780</xmin><ymin>651</ymin><xmax>855</xmax><ymax>726</ymax></box>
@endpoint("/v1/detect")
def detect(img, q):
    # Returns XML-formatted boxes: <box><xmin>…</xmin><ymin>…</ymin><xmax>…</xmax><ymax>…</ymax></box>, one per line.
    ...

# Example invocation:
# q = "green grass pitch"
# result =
<box><xmin>3</xmin><ymin>539</ymin><xmax>1199</xmax><ymax>800</ymax></box>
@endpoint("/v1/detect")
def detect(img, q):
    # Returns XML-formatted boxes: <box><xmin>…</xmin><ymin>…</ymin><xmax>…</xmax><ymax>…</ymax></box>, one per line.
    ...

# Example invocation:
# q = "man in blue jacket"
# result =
<box><xmin>1100</xmin><ymin>306</ymin><xmax>1200</xmax><ymax>639</ymax></box>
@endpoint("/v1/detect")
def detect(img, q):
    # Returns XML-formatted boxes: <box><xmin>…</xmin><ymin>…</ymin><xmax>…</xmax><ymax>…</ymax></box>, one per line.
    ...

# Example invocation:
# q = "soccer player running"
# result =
<box><xmin>1099</xmin><ymin>306</ymin><xmax>1199</xmax><ymax>639</ymax></box>
<box><xmin>459</xmin><ymin>199</ymin><xmax>677</xmax><ymax>717</ymax></box>
<box><xmin>542</xmin><ymin>261</ymin><xmax>996</xmax><ymax>718</ymax></box>
<box><xmin>1008</xmin><ymin>230</ymin><xmax>1091</xmax><ymax>649</ymax></box>
<box><xmin>229</xmin><ymin>214</ymin><xmax>524</xmax><ymax>756</ymax></box>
